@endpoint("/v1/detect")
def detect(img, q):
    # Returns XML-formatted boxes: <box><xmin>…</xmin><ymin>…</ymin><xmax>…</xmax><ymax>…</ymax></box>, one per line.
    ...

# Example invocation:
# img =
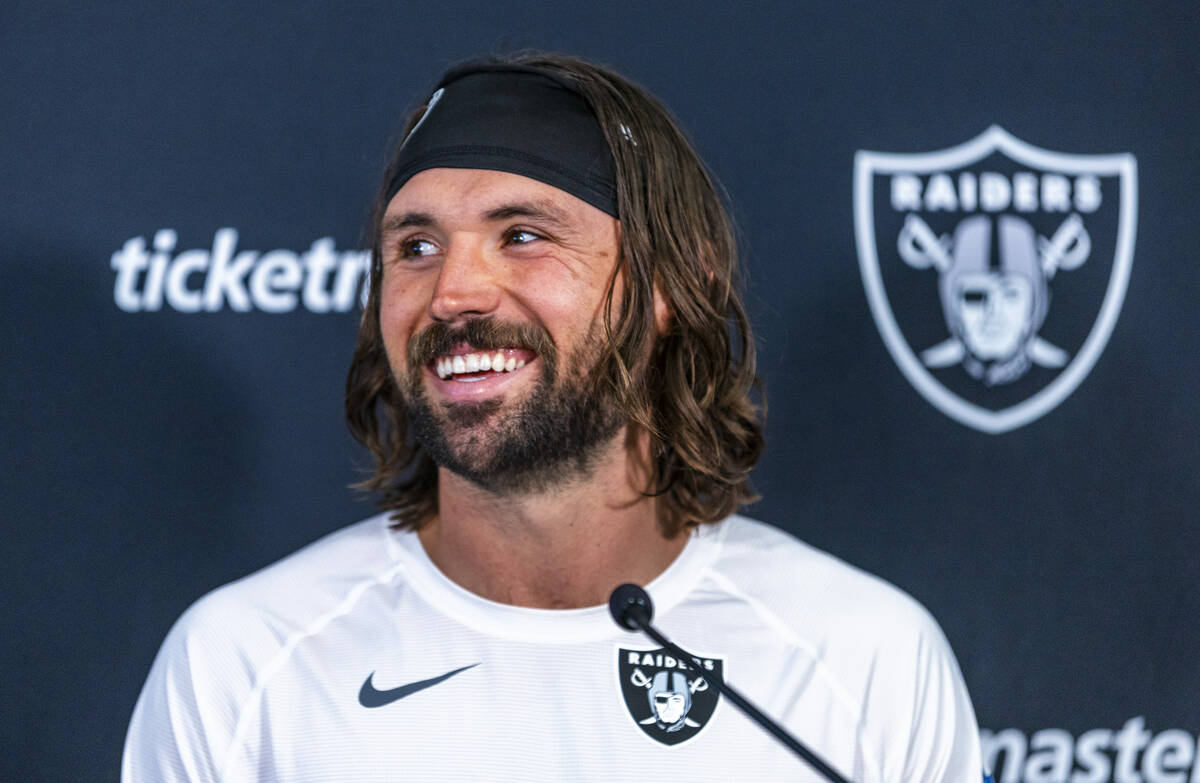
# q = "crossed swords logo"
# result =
<box><xmin>896</xmin><ymin>212</ymin><xmax>1091</xmax><ymax>374</ymax></box>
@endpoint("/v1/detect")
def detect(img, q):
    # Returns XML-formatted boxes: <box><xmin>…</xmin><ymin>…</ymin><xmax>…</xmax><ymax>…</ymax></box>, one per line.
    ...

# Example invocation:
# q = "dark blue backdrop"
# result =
<box><xmin>4</xmin><ymin>2</ymin><xmax>1198</xmax><ymax>780</ymax></box>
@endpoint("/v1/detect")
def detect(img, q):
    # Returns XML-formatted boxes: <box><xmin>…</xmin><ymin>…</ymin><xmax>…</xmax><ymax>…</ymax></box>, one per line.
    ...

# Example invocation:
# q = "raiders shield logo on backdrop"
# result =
<box><xmin>617</xmin><ymin>647</ymin><xmax>723</xmax><ymax>746</ymax></box>
<box><xmin>853</xmin><ymin>127</ymin><xmax>1137</xmax><ymax>433</ymax></box>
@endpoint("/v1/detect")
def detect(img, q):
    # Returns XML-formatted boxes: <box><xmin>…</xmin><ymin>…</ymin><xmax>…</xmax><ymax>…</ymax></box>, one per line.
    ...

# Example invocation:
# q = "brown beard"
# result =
<box><xmin>400</xmin><ymin>318</ymin><xmax>624</xmax><ymax>495</ymax></box>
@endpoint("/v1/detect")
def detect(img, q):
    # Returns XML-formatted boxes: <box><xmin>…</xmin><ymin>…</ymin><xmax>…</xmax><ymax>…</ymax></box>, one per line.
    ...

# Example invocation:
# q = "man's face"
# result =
<box><xmin>955</xmin><ymin>272</ymin><xmax>1034</xmax><ymax>361</ymax></box>
<box><xmin>379</xmin><ymin>168</ymin><xmax>626</xmax><ymax>493</ymax></box>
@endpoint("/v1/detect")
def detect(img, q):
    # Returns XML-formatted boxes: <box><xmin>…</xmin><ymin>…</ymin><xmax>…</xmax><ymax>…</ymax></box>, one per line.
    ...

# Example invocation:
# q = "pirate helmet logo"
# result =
<box><xmin>646</xmin><ymin>670</ymin><xmax>694</xmax><ymax>731</ymax></box>
<box><xmin>617</xmin><ymin>647</ymin><xmax>723</xmax><ymax>746</ymax></box>
<box><xmin>901</xmin><ymin>212</ymin><xmax>1089</xmax><ymax>385</ymax></box>
<box><xmin>854</xmin><ymin>127</ymin><xmax>1137</xmax><ymax>433</ymax></box>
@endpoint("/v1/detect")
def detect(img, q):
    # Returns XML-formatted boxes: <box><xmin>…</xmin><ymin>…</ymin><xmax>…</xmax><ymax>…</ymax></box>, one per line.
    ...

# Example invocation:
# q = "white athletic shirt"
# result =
<box><xmin>123</xmin><ymin>514</ymin><xmax>986</xmax><ymax>782</ymax></box>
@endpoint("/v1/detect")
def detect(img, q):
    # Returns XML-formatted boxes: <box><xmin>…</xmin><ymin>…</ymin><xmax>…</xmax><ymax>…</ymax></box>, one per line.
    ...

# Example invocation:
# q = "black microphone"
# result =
<box><xmin>608</xmin><ymin>583</ymin><xmax>851</xmax><ymax>783</ymax></box>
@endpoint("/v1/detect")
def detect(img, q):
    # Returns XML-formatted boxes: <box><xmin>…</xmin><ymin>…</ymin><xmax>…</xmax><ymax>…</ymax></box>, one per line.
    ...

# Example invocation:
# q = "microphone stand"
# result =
<box><xmin>610</xmin><ymin>584</ymin><xmax>851</xmax><ymax>783</ymax></box>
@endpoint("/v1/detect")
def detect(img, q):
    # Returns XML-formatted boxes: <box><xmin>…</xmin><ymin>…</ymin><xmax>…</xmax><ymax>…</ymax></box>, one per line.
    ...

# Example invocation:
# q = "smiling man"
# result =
<box><xmin>124</xmin><ymin>54</ymin><xmax>988</xmax><ymax>782</ymax></box>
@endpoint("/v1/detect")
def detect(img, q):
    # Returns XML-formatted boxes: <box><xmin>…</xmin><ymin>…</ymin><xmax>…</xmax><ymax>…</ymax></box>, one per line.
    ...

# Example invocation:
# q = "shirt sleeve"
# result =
<box><xmin>122</xmin><ymin>594</ymin><xmax>258</xmax><ymax>783</ymax></box>
<box><xmin>893</xmin><ymin>610</ymin><xmax>986</xmax><ymax>783</ymax></box>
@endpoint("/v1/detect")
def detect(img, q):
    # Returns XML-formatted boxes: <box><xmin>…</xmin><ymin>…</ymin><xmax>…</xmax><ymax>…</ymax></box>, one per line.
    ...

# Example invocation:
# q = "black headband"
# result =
<box><xmin>384</xmin><ymin>62</ymin><xmax>619</xmax><ymax>217</ymax></box>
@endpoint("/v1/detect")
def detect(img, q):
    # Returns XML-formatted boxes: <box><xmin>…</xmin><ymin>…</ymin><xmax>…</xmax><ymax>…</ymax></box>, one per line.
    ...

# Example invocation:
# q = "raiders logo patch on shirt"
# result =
<box><xmin>617</xmin><ymin>646</ymin><xmax>723</xmax><ymax>746</ymax></box>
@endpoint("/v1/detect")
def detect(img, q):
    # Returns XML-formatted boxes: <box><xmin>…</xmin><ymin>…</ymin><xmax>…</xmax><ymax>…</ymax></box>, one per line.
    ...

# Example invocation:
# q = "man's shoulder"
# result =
<box><xmin>708</xmin><ymin>517</ymin><xmax>981</xmax><ymax>781</ymax></box>
<box><xmin>712</xmin><ymin>515</ymin><xmax>943</xmax><ymax>650</ymax></box>
<box><xmin>166</xmin><ymin>513</ymin><xmax>401</xmax><ymax>664</ymax></box>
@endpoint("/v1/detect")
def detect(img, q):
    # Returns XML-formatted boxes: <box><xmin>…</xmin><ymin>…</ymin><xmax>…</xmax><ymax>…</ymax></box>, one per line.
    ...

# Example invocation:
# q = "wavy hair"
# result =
<box><xmin>345</xmin><ymin>51</ymin><xmax>764</xmax><ymax>537</ymax></box>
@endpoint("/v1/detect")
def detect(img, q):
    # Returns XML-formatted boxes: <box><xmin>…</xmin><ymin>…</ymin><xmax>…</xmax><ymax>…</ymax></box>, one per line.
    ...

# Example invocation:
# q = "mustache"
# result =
<box><xmin>407</xmin><ymin>318</ymin><xmax>557</xmax><ymax>367</ymax></box>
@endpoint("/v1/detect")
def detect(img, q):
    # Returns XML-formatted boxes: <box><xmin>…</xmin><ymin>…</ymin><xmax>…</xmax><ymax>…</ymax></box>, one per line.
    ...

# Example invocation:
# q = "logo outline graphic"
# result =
<box><xmin>615</xmin><ymin>645</ymin><xmax>724</xmax><ymax>748</ymax></box>
<box><xmin>853</xmin><ymin>126</ymin><xmax>1137</xmax><ymax>434</ymax></box>
<box><xmin>358</xmin><ymin>663</ymin><xmax>479</xmax><ymax>708</ymax></box>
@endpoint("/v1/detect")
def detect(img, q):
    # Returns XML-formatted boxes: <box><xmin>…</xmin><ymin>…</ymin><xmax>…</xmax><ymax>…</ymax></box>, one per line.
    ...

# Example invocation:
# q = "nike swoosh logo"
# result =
<box><xmin>358</xmin><ymin>663</ymin><xmax>479</xmax><ymax>708</ymax></box>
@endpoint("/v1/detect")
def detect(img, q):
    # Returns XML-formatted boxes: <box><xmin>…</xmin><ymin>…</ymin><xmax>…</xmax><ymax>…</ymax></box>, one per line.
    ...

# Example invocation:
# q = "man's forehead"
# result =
<box><xmin>383</xmin><ymin>167</ymin><xmax>609</xmax><ymax>227</ymax></box>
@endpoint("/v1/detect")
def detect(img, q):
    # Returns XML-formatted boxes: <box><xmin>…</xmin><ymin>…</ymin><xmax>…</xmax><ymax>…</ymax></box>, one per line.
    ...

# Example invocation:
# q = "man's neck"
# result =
<box><xmin>416</xmin><ymin>429</ymin><xmax>687</xmax><ymax>609</ymax></box>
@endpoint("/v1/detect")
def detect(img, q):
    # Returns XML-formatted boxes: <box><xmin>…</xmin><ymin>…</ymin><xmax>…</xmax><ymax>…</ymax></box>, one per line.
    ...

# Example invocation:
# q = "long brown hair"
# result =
<box><xmin>345</xmin><ymin>52</ymin><xmax>764</xmax><ymax>537</ymax></box>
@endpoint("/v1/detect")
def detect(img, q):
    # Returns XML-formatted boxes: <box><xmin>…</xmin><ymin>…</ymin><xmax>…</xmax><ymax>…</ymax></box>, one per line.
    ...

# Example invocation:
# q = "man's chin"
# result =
<box><xmin>404</xmin><ymin>346</ymin><xmax>625</xmax><ymax>495</ymax></box>
<box><xmin>440</xmin><ymin>397</ymin><xmax>504</xmax><ymax>429</ymax></box>
<box><xmin>429</xmin><ymin>443</ymin><xmax>547</xmax><ymax>496</ymax></box>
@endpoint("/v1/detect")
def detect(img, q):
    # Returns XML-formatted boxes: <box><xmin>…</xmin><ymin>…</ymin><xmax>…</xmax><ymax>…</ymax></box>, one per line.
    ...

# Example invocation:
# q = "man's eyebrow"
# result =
<box><xmin>380</xmin><ymin>212</ymin><xmax>436</xmax><ymax>235</ymax></box>
<box><xmin>484</xmin><ymin>200</ymin><xmax>574</xmax><ymax>228</ymax></box>
<box><xmin>380</xmin><ymin>201</ymin><xmax>577</xmax><ymax>235</ymax></box>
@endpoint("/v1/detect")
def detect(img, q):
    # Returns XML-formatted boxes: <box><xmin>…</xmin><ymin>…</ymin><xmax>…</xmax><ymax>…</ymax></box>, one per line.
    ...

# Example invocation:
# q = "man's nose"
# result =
<box><xmin>429</xmin><ymin>237</ymin><xmax>501</xmax><ymax>322</ymax></box>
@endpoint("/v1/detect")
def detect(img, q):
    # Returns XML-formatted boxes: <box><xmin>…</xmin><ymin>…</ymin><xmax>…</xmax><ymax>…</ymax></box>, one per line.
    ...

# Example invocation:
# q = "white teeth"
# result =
<box><xmin>435</xmin><ymin>351</ymin><xmax>531</xmax><ymax>378</ymax></box>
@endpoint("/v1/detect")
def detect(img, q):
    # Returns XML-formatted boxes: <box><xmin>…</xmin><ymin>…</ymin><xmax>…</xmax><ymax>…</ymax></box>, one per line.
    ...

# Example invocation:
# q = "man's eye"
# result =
<box><xmin>400</xmin><ymin>238</ymin><xmax>437</xmax><ymax>258</ymax></box>
<box><xmin>504</xmin><ymin>229</ymin><xmax>541</xmax><ymax>246</ymax></box>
